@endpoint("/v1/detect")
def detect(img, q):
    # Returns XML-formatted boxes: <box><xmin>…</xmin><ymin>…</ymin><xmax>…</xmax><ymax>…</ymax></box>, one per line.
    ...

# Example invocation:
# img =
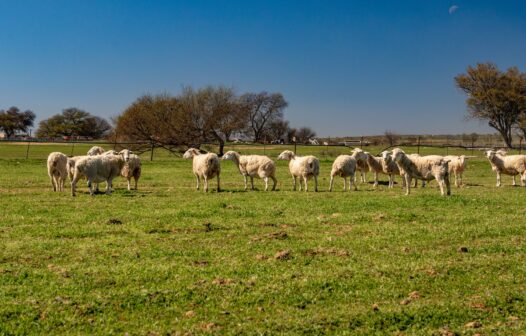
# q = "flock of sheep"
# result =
<box><xmin>46</xmin><ymin>146</ymin><xmax>142</xmax><ymax>196</ymax></box>
<box><xmin>46</xmin><ymin>145</ymin><xmax>526</xmax><ymax>196</ymax></box>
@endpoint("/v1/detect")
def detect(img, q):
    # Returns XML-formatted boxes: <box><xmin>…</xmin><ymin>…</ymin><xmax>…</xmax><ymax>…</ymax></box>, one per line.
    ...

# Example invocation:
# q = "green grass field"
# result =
<box><xmin>1</xmin><ymin>143</ymin><xmax>525</xmax><ymax>335</ymax></box>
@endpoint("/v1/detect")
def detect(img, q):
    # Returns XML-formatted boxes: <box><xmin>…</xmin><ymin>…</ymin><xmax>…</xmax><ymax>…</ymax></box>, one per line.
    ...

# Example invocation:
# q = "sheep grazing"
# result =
<box><xmin>444</xmin><ymin>155</ymin><xmax>467</xmax><ymax>187</ymax></box>
<box><xmin>380</xmin><ymin>150</ymin><xmax>404</xmax><ymax>188</ymax></box>
<box><xmin>329</xmin><ymin>149</ymin><xmax>368</xmax><ymax>191</ymax></box>
<box><xmin>352</xmin><ymin>148</ymin><xmax>368</xmax><ymax>183</ymax></box>
<box><xmin>119</xmin><ymin>150</ymin><xmax>142</xmax><ymax>190</ymax></box>
<box><xmin>277</xmin><ymin>150</ymin><xmax>320</xmax><ymax>192</ymax></box>
<box><xmin>87</xmin><ymin>146</ymin><xmax>105</xmax><ymax>156</ymax></box>
<box><xmin>71</xmin><ymin>150</ymin><xmax>130</xmax><ymax>196</ymax></box>
<box><xmin>485</xmin><ymin>150</ymin><xmax>526</xmax><ymax>187</ymax></box>
<box><xmin>222</xmin><ymin>151</ymin><xmax>277</xmax><ymax>191</ymax></box>
<box><xmin>364</xmin><ymin>152</ymin><xmax>384</xmax><ymax>187</ymax></box>
<box><xmin>391</xmin><ymin>148</ymin><xmax>451</xmax><ymax>196</ymax></box>
<box><xmin>47</xmin><ymin>152</ymin><xmax>68</xmax><ymax>192</ymax></box>
<box><xmin>183</xmin><ymin>148</ymin><xmax>221</xmax><ymax>192</ymax></box>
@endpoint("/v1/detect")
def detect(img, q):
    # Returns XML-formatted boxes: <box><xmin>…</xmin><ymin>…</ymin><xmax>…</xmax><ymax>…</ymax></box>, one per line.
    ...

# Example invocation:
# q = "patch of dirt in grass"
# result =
<box><xmin>252</xmin><ymin>231</ymin><xmax>288</xmax><ymax>241</ymax></box>
<box><xmin>212</xmin><ymin>278</ymin><xmax>234</xmax><ymax>285</ymax></box>
<box><xmin>304</xmin><ymin>247</ymin><xmax>349</xmax><ymax>257</ymax></box>
<box><xmin>274</xmin><ymin>250</ymin><xmax>292</xmax><ymax>260</ymax></box>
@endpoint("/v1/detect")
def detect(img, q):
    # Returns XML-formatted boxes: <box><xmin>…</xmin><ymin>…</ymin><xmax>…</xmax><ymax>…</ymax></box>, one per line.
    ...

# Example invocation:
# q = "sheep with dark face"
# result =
<box><xmin>277</xmin><ymin>150</ymin><xmax>319</xmax><ymax>192</ymax></box>
<box><xmin>183</xmin><ymin>148</ymin><xmax>221</xmax><ymax>192</ymax></box>
<box><xmin>391</xmin><ymin>148</ymin><xmax>451</xmax><ymax>196</ymax></box>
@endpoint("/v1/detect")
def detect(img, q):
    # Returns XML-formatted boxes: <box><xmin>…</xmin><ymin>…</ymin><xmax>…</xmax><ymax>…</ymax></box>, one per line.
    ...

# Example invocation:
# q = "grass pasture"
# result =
<box><xmin>1</xmin><ymin>143</ymin><xmax>525</xmax><ymax>335</ymax></box>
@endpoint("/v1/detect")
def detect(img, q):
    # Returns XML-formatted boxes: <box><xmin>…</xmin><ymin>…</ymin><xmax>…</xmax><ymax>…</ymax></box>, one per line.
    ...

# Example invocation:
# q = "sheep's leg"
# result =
<box><xmin>264</xmin><ymin>177</ymin><xmax>269</xmax><ymax>191</ymax></box>
<box><xmin>458</xmin><ymin>173</ymin><xmax>463</xmax><ymax>187</ymax></box>
<box><xmin>314</xmin><ymin>175</ymin><xmax>318</xmax><ymax>192</ymax></box>
<box><xmin>106</xmin><ymin>179</ymin><xmax>113</xmax><ymax>195</ymax></box>
<box><xmin>271</xmin><ymin>176</ymin><xmax>277</xmax><ymax>191</ymax></box>
<box><xmin>342</xmin><ymin>177</ymin><xmax>347</xmax><ymax>191</ymax></box>
<box><xmin>71</xmin><ymin>174</ymin><xmax>80</xmax><ymax>197</ymax></box>
<box><xmin>361</xmin><ymin>171</ymin><xmax>366</xmax><ymax>183</ymax></box>
<box><xmin>373</xmin><ymin>172</ymin><xmax>378</xmax><ymax>188</ymax></box>
<box><xmin>496</xmin><ymin>172</ymin><xmax>501</xmax><ymax>187</ymax></box>
<box><xmin>292</xmin><ymin>176</ymin><xmax>297</xmax><ymax>191</ymax></box>
<box><xmin>195</xmin><ymin>175</ymin><xmax>200</xmax><ymax>190</ymax></box>
<box><xmin>50</xmin><ymin>175</ymin><xmax>56</xmax><ymax>192</ymax></box>
<box><xmin>216</xmin><ymin>175</ymin><xmax>220</xmax><ymax>192</ymax></box>
<box><xmin>243</xmin><ymin>175</ymin><xmax>248</xmax><ymax>191</ymax></box>
<box><xmin>445</xmin><ymin>174</ymin><xmax>451</xmax><ymax>195</ymax></box>
<box><xmin>203</xmin><ymin>177</ymin><xmax>209</xmax><ymax>192</ymax></box>
<box><xmin>512</xmin><ymin>175</ymin><xmax>516</xmax><ymax>186</ymax></box>
<box><xmin>87</xmin><ymin>179</ymin><xmax>95</xmax><ymax>196</ymax></box>
<box><xmin>389</xmin><ymin>174</ymin><xmax>394</xmax><ymax>188</ymax></box>
<box><xmin>329</xmin><ymin>175</ymin><xmax>334</xmax><ymax>192</ymax></box>
<box><xmin>303</xmin><ymin>176</ymin><xmax>308</xmax><ymax>192</ymax></box>
<box><xmin>521</xmin><ymin>172</ymin><xmax>526</xmax><ymax>187</ymax></box>
<box><xmin>250</xmin><ymin>177</ymin><xmax>255</xmax><ymax>190</ymax></box>
<box><xmin>351</xmin><ymin>174</ymin><xmax>357</xmax><ymax>191</ymax></box>
<box><xmin>127</xmin><ymin>177</ymin><xmax>131</xmax><ymax>191</ymax></box>
<box><xmin>134</xmin><ymin>175</ymin><xmax>139</xmax><ymax>190</ymax></box>
<box><xmin>405</xmin><ymin>175</ymin><xmax>411</xmax><ymax>195</ymax></box>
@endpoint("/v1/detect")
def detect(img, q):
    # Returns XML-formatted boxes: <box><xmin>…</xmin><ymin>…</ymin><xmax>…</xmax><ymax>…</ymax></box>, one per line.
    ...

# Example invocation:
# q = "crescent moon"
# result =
<box><xmin>448</xmin><ymin>5</ymin><xmax>459</xmax><ymax>14</ymax></box>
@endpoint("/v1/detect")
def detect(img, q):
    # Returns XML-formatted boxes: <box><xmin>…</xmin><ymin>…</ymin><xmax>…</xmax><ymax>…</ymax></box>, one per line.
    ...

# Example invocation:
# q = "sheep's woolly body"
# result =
<box><xmin>222</xmin><ymin>151</ymin><xmax>276</xmax><ymax>191</ymax></box>
<box><xmin>183</xmin><ymin>148</ymin><xmax>221</xmax><ymax>192</ymax></box>
<box><xmin>352</xmin><ymin>148</ymin><xmax>368</xmax><ymax>183</ymax></box>
<box><xmin>47</xmin><ymin>152</ymin><xmax>68</xmax><ymax>192</ymax></box>
<box><xmin>278</xmin><ymin>150</ymin><xmax>319</xmax><ymax>192</ymax></box>
<box><xmin>380</xmin><ymin>151</ymin><xmax>403</xmax><ymax>188</ymax></box>
<box><xmin>485</xmin><ymin>150</ymin><xmax>526</xmax><ymax>187</ymax></box>
<box><xmin>120</xmin><ymin>152</ymin><xmax>142</xmax><ymax>190</ymax></box>
<box><xmin>365</xmin><ymin>153</ymin><xmax>384</xmax><ymax>187</ymax></box>
<box><xmin>392</xmin><ymin>148</ymin><xmax>451</xmax><ymax>196</ymax></box>
<box><xmin>87</xmin><ymin>146</ymin><xmax>105</xmax><ymax>156</ymax></box>
<box><xmin>71</xmin><ymin>152</ymin><xmax>129</xmax><ymax>196</ymax></box>
<box><xmin>444</xmin><ymin>155</ymin><xmax>467</xmax><ymax>187</ymax></box>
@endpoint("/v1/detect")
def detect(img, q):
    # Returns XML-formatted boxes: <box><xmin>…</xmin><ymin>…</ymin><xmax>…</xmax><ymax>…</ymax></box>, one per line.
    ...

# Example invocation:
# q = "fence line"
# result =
<box><xmin>1</xmin><ymin>139</ymin><xmax>524</xmax><ymax>160</ymax></box>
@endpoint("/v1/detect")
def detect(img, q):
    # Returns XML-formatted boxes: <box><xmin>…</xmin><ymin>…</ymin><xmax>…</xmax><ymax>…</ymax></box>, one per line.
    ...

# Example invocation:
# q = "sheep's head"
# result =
<box><xmin>183</xmin><ymin>148</ymin><xmax>200</xmax><ymax>159</ymax></box>
<box><xmin>380</xmin><ymin>150</ymin><xmax>391</xmax><ymax>162</ymax></box>
<box><xmin>118</xmin><ymin>149</ymin><xmax>132</xmax><ymax>162</ymax></box>
<box><xmin>391</xmin><ymin>148</ymin><xmax>405</xmax><ymax>162</ymax></box>
<box><xmin>485</xmin><ymin>149</ymin><xmax>496</xmax><ymax>160</ymax></box>
<box><xmin>496</xmin><ymin>149</ymin><xmax>508</xmax><ymax>156</ymax></box>
<box><xmin>221</xmin><ymin>151</ymin><xmax>238</xmax><ymax>161</ymax></box>
<box><xmin>277</xmin><ymin>150</ymin><xmax>295</xmax><ymax>161</ymax></box>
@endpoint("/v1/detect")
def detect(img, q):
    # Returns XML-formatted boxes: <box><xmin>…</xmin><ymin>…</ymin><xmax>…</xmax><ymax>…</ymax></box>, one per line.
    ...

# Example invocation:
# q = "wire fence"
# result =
<box><xmin>0</xmin><ymin>138</ymin><xmax>524</xmax><ymax>160</ymax></box>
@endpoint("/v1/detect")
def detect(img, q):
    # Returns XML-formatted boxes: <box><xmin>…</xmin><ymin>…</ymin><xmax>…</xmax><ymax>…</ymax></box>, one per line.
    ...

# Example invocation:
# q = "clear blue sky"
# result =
<box><xmin>1</xmin><ymin>0</ymin><xmax>525</xmax><ymax>136</ymax></box>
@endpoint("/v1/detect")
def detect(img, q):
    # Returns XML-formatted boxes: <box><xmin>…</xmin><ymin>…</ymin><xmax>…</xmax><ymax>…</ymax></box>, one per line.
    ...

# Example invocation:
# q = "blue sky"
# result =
<box><xmin>1</xmin><ymin>0</ymin><xmax>525</xmax><ymax>136</ymax></box>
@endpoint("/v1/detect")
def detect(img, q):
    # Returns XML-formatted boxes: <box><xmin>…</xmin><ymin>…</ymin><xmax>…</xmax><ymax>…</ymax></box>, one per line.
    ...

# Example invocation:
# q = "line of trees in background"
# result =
<box><xmin>113</xmin><ymin>86</ymin><xmax>316</xmax><ymax>154</ymax></box>
<box><xmin>0</xmin><ymin>107</ymin><xmax>36</xmax><ymax>138</ymax></box>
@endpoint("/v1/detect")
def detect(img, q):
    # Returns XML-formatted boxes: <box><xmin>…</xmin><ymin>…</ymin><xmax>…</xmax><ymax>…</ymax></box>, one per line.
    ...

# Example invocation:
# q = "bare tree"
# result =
<box><xmin>240</xmin><ymin>92</ymin><xmax>288</xmax><ymax>142</ymax></box>
<box><xmin>266</xmin><ymin>119</ymin><xmax>289</xmax><ymax>142</ymax></box>
<box><xmin>384</xmin><ymin>130</ymin><xmax>399</xmax><ymax>146</ymax></box>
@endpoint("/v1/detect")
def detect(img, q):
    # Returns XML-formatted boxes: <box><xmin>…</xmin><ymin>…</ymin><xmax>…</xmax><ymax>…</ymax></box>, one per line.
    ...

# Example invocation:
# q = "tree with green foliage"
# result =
<box><xmin>0</xmin><ymin>106</ymin><xmax>36</xmax><ymax>138</ymax></box>
<box><xmin>455</xmin><ymin>63</ymin><xmax>526</xmax><ymax>148</ymax></box>
<box><xmin>36</xmin><ymin>108</ymin><xmax>111</xmax><ymax>139</ymax></box>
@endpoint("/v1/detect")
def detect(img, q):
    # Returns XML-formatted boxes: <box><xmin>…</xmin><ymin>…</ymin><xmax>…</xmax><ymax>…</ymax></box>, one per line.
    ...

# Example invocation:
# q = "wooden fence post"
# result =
<box><xmin>150</xmin><ymin>141</ymin><xmax>154</xmax><ymax>161</ymax></box>
<box><xmin>25</xmin><ymin>141</ymin><xmax>31</xmax><ymax>159</ymax></box>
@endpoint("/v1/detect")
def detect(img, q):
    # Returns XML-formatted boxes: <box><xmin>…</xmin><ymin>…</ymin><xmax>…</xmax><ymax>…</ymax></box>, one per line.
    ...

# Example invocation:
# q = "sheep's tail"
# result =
<box><xmin>309</xmin><ymin>158</ymin><xmax>320</xmax><ymax>175</ymax></box>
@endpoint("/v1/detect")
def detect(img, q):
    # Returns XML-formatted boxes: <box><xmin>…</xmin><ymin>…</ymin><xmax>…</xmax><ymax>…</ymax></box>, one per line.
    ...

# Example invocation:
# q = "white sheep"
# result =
<box><xmin>277</xmin><ymin>150</ymin><xmax>320</xmax><ymax>192</ymax></box>
<box><xmin>380</xmin><ymin>150</ymin><xmax>404</xmax><ymax>188</ymax></box>
<box><xmin>364</xmin><ymin>152</ymin><xmax>384</xmax><ymax>187</ymax></box>
<box><xmin>222</xmin><ymin>151</ymin><xmax>277</xmax><ymax>191</ymax></box>
<box><xmin>87</xmin><ymin>146</ymin><xmax>105</xmax><ymax>156</ymax></box>
<box><xmin>444</xmin><ymin>155</ymin><xmax>467</xmax><ymax>187</ymax></box>
<box><xmin>183</xmin><ymin>148</ymin><xmax>221</xmax><ymax>192</ymax></box>
<box><xmin>47</xmin><ymin>152</ymin><xmax>68</xmax><ymax>192</ymax></box>
<box><xmin>329</xmin><ymin>149</ymin><xmax>368</xmax><ymax>191</ymax></box>
<box><xmin>485</xmin><ymin>149</ymin><xmax>526</xmax><ymax>187</ymax></box>
<box><xmin>71</xmin><ymin>150</ymin><xmax>130</xmax><ymax>196</ymax></box>
<box><xmin>392</xmin><ymin>148</ymin><xmax>451</xmax><ymax>196</ymax></box>
<box><xmin>119</xmin><ymin>150</ymin><xmax>142</xmax><ymax>190</ymax></box>
<box><xmin>352</xmin><ymin>148</ymin><xmax>368</xmax><ymax>183</ymax></box>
